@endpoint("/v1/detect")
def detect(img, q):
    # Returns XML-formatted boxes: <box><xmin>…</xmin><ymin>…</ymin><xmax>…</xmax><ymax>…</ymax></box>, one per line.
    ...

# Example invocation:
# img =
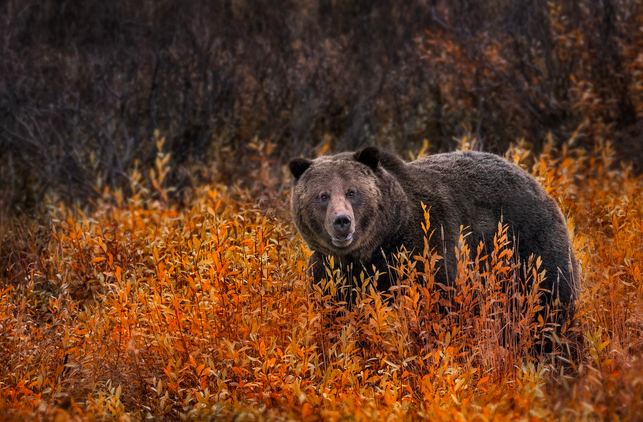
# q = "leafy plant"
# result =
<box><xmin>1</xmin><ymin>138</ymin><xmax>642</xmax><ymax>421</ymax></box>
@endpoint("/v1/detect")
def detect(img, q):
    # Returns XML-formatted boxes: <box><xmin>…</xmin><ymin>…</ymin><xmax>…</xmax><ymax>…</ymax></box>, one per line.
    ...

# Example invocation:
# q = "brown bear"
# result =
<box><xmin>289</xmin><ymin>146</ymin><xmax>579</xmax><ymax>316</ymax></box>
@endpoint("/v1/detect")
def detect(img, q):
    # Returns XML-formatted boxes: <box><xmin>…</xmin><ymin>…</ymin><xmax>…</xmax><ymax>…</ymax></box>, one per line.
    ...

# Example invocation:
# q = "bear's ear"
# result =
<box><xmin>289</xmin><ymin>158</ymin><xmax>313</xmax><ymax>179</ymax></box>
<box><xmin>354</xmin><ymin>146</ymin><xmax>380</xmax><ymax>170</ymax></box>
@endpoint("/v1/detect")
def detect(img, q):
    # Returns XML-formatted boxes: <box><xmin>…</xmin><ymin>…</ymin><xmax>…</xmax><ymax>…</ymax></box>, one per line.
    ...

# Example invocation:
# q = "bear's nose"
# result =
<box><xmin>332</xmin><ymin>215</ymin><xmax>352</xmax><ymax>233</ymax></box>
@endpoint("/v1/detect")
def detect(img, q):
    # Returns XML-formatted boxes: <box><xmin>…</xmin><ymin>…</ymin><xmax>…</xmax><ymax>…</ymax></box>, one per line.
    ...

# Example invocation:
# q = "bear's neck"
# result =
<box><xmin>345</xmin><ymin>188</ymin><xmax>411</xmax><ymax>263</ymax></box>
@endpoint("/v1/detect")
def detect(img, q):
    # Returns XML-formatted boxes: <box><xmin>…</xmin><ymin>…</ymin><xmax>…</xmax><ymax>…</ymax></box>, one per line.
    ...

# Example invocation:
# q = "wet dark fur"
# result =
<box><xmin>289</xmin><ymin>147</ymin><xmax>580</xmax><ymax>313</ymax></box>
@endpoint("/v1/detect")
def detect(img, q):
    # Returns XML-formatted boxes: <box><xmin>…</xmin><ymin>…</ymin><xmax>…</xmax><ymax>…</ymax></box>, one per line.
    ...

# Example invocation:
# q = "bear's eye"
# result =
<box><xmin>320</xmin><ymin>193</ymin><xmax>330</xmax><ymax>202</ymax></box>
<box><xmin>346</xmin><ymin>190</ymin><xmax>356</xmax><ymax>198</ymax></box>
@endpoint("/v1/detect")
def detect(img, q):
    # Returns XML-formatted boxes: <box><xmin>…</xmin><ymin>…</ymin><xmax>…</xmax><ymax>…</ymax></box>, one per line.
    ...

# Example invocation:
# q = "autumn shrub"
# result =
<box><xmin>1</xmin><ymin>138</ymin><xmax>642</xmax><ymax>421</ymax></box>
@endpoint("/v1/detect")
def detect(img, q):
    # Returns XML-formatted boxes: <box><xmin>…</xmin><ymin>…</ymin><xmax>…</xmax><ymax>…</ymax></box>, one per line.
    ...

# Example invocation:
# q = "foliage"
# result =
<box><xmin>1</xmin><ymin>139</ymin><xmax>642</xmax><ymax>421</ymax></box>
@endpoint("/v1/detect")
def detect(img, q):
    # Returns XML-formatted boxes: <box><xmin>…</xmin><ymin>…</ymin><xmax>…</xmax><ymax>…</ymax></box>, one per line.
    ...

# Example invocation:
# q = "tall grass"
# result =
<box><xmin>1</xmin><ymin>139</ymin><xmax>641</xmax><ymax>421</ymax></box>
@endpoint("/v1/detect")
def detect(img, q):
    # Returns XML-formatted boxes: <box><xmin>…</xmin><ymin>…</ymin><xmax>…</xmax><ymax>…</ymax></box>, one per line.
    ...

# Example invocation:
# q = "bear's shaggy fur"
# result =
<box><xmin>289</xmin><ymin>146</ymin><xmax>579</xmax><ymax>311</ymax></box>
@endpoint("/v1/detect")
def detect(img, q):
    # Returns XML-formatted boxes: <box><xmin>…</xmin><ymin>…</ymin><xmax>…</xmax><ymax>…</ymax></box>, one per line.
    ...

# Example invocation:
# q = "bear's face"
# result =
<box><xmin>289</xmin><ymin>147</ymin><xmax>383</xmax><ymax>257</ymax></box>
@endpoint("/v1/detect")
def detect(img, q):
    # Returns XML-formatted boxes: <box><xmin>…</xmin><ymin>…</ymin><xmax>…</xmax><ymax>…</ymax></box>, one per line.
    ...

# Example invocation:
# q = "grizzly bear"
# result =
<box><xmin>289</xmin><ymin>146</ymin><xmax>579</xmax><ymax>316</ymax></box>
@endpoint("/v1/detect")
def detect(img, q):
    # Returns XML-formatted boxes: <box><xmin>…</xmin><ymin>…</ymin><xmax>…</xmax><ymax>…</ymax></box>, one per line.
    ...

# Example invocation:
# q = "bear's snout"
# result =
<box><xmin>327</xmin><ymin>207</ymin><xmax>355</xmax><ymax>247</ymax></box>
<box><xmin>332</xmin><ymin>215</ymin><xmax>352</xmax><ymax>233</ymax></box>
<box><xmin>329</xmin><ymin>214</ymin><xmax>354</xmax><ymax>246</ymax></box>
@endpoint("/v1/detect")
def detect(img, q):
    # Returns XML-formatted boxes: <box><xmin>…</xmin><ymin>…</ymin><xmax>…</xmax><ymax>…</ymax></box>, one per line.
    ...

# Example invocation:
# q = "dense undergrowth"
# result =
<box><xmin>1</xmin><ymin>139</ymin><xmax>642</xmax><ymax>421</ymax></box>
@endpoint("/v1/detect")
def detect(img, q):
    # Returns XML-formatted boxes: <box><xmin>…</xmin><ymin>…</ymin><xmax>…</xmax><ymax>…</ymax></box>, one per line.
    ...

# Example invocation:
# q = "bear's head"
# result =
<box><xmin>289</xmin><ymin>147</ymin><xmax>403</xmax><ymax>259</ymax></box>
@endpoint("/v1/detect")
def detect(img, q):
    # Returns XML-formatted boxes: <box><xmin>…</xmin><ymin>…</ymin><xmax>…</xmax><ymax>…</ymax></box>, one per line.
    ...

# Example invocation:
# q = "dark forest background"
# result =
<box><xmin>2</xmin><ymin>0</ymin><xmax>642</xmax><ymax>220</ymax></box>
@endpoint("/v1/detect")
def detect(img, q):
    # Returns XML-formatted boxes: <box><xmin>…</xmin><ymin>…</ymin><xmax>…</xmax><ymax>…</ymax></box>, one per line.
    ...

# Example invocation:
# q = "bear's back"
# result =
<box><xmin>390</xmin><ymin>151</ymin><xmax>549</xmax><ymax>230</ymax></box>
<box><xmin>388</xmin><ymin>150</ymin><xmax>577</xmax><ymax>304</ymax></box>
